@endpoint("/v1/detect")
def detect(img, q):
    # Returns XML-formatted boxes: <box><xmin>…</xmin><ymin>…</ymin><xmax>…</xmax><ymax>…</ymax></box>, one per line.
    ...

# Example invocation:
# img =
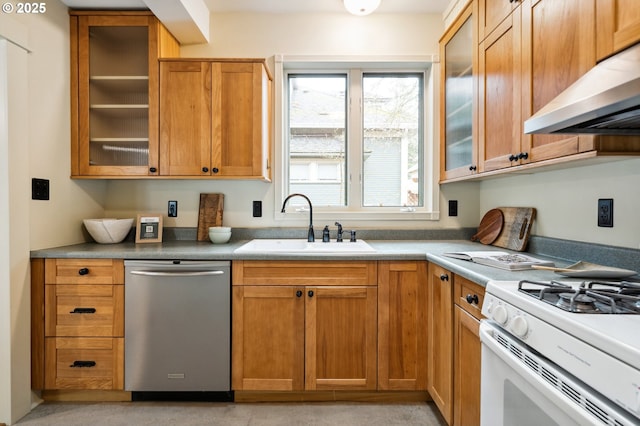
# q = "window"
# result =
<box><xmin>277</xmin><ymin>57</ymin><xmax>437</xmax><ymax>221</ymax></box>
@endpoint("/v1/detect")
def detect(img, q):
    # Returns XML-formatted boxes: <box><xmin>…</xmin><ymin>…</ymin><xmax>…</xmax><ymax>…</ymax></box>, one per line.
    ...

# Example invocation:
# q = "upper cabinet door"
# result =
<box><xmin>520</xmin><ymin>0</ymin><xmax>597</xmax><ymax>162</ymax></box>
<box><xmin>478</xmin><ymin>7</ymin><xmax>523</xmax><ymax>173</ymax></box>
<box><xmin>478</xmin><ymin>0</ymin><xmax>521</xmax><ymax>41</ymax></box>
<box><xmin>440</xmin><ymin>2</ymin><xmax>478</xmax><ymax>181</ymax></box>
<box><xmin>596</xmin><ymin>0</ymin><xmax>640</xmax><ymax>61</ymax></box>
<box><xmin>159</xmin><ymin>61</ymin><xmax>213</xmax><ymax>176</ymax></box>
<box><xmin>71</xmin><ymin>12</ymin><xmax>178</xmax><ymax>177</ymax></box>
<box><xmin>158</xmin><ymin>59</ymin><xmax>272</xmax><ymax>180</ymax></box>
<box><xmin>214</xmin><ymin>62</ymin><xmax>271</xmax><ymax>179</ymax></box>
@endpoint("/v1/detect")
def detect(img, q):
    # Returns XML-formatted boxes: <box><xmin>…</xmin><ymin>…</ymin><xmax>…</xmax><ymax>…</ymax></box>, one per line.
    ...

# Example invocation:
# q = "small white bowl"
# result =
<box><xmin>83</xmin><ymin>218</ymin><xmax>134</xmax><ymax>244</ymax></box>
<box><xmin>209</xmin><ymin>226</ymin><xmax>231</xmax><ymax>233</ymax></box>
<box><xmin>209</xmin><ymin>231</ymin><xmax>231</xmax><ymax>244</ymax></box>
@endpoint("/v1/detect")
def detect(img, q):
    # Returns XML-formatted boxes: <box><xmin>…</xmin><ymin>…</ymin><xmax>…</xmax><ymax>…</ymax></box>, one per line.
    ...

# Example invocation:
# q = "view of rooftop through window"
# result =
<box><xmin>287</xmin><ymin>72</ymin><xmax>423</xmax><ymax>209</ymax></box>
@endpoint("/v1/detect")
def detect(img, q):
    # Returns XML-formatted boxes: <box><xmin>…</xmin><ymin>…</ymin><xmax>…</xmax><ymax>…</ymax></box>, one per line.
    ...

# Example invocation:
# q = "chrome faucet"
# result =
<box><xmin>281</xmin><ymin>193</ymin><xmax>314</xmax><ymax>242</ymax></box>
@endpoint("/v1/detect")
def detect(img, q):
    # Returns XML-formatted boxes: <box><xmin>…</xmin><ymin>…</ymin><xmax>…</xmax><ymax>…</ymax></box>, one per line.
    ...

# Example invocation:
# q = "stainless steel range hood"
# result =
<box><xmin>524</xmin><ymin>43</ymin><xmax>640</xmax><ymax>135</ymax></box>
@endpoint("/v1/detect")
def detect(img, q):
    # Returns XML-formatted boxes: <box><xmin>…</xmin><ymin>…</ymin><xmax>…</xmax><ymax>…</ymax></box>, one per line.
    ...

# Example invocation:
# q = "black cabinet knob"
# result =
<box><xmin>439</xmin><ymin>274</ymin><xmax>449</xmax><ymax>281</ymax></box>
<box><xmin>149</xmin><ymin>167</ymin><xmax>157</xmax><ymax>173</ymax></box>
<box><xmin>308</xmin><ymin>290</ymin><xmax>314</xmax><ymax>297</ymax></box>
<box><xmin>519</xmin><ymin>152</ymin><xmax>529</xmax><ymax>160</ymax></box>
<box><xmin>212</xmin><ymin>167</ymin><xmax>219</xmax><ymax>173</ymax></box>
<box><xmin>202</xmin><ymin>167</ymin><xmax>209</xmax><ymax>173</ymax></box>
<box><xmin>78</xmin><ymin>268</ymin><xmax>89</xmax><ymax>276</ymax></box>
<box><xmin>466</xmin><ymin>294</ymin><xmax>479</xmax><ymax>304</ymax></box>
<box><xmin>469</xmin><ymin>165</ymin><xmax>477</xmax><ymax>171</ymax></box>
<box><xmin>296</xmin><ymin>290</ymin><xmax>303</xmax><ymax>298</ymax></box>
<box><xmin>508</xmin><ymin>154</ymin><xmax>517</xmax><ymax>162</ymax></box>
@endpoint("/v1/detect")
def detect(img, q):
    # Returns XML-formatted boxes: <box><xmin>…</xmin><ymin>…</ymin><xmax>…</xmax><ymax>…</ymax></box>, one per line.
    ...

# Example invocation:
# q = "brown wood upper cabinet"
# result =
<box><xmin>478</xmin><ymin>0</ymin><xmax>521</xmax><ymax>42</ymax></box>
<box><xmin>440</xmin><ymin>1</ymin><xmax>479</xmax><ymax>181</ymax></box>
<box><xmin>475</xmin><ymin>0</ymin><xmax>640</xmax><ymax>176</ymax></box>
<box><xmin>520</xmin><ymin>0</ymin><xmax>599</xmax><ymax>164</ymax></box>
<box><xmin>478</xmin><ymin>4</ymin><xmax>523</xmax><ymax>173</ymax></box>
<box><xmin>159</xmin><ymin>59</ymin><xmax>272</xmax><ymax>180</ymax></box>
<box><xmin>596</xmin><ymin>0</ymin><xmax>640</xmax><ymax>61</ymax></box>
<box><xmin>70</xmin><ymin>11</ymin><xmax>179</xmax><ymax>178</ymax></box>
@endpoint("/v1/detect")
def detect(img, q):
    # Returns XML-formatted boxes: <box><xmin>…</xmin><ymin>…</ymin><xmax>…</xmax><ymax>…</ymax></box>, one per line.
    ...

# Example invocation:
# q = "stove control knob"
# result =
<box><xmin>493</xmin><ymin>305</ymin><xmax>508</xmax><ymax>325</ymax></box>
<box><xmin>510</xmin><ymin>315</ymin><xmax>529</xmax><ymax>338</ymax></box>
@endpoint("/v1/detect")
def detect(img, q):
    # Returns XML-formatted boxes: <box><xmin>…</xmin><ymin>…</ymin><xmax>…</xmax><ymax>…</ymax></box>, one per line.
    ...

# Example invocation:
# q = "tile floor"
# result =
<box><xmin>15</xmin><ymin>401</ymin><xmax>448</xmax><ymax>425</ymax></box>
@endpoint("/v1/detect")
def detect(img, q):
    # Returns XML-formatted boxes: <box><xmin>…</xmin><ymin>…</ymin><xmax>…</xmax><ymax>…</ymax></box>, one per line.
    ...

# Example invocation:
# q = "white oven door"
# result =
<box><xmin>480</xmin><ymin>321</ymin><xmax>631</xmax><ymax>426</ymax></box>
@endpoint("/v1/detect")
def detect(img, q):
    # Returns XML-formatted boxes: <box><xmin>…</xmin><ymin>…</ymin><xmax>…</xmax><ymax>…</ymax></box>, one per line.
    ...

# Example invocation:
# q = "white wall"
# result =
<box><xmin>1</xmin><ymin>1</ymin><xmax>108</xmax><ymax>423</ymax></box>
<box><xmin>0</xmin><ymin>37</ymin><xmax>31</xmax><ymax>426</ymax></box>
<box><xmin>25</xmin><ymin>1</ymin><xmax>107</xmax><ymax>250</ymax></box>
<box><xmin>478</xmin><ymin>158</ymin><xmax>640</xmax><ymax>249</ymax></box>
<box><xmin>104</xmin><ymin>11</ymin><xmax>640</xmax><ymax>250</ymax></box>
<box><xmin>105</xmin><ymin>12</ymin><xmax>483</xmax><ymax>231</ymax></box>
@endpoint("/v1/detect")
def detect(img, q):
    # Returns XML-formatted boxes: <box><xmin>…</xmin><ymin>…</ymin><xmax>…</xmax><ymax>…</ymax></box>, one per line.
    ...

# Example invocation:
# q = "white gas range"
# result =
<box><xmin>480</xmin><ymin>278</ymin><xmax>640</xmax><ymax>426</ymax></box>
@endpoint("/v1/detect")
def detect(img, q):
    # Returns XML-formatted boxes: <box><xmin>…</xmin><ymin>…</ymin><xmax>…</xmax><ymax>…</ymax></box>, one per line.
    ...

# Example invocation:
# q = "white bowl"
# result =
<box><xmin>209</xmin><ymin>231</ymin><xmax>231</xmax><ymax>244</ymax></box>
<box><xmin>209</xmin><ymin>226</ymin><xmax>231</xmax><ymax>233</ymax></box>
<box><xmin>83</xmin><ymin>218</ymin><xmax>134</xmax><ymax>244</ymax></box>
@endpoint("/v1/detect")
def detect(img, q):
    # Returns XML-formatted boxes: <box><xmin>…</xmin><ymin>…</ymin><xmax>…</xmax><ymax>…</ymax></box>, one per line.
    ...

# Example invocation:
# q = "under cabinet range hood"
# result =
<box><xmin>524</xmin><ymin>42</ymin><xmax>640</xmax><ymax>135</ymax></box>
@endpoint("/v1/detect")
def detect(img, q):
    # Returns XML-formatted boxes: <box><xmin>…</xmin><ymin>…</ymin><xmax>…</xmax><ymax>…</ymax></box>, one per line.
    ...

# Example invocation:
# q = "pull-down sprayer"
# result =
<box><xmin>281</xmin><ymin>193</ymin><xmax>314</xmax><ymax>242</ymax></box>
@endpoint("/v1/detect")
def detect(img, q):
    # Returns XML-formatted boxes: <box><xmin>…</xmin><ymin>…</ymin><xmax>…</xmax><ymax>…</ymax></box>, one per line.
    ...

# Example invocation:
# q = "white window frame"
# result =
<box><xmin>274</xmin><ymin>55</ymin><xmax>440</xmax><ymax>222</ymax></box>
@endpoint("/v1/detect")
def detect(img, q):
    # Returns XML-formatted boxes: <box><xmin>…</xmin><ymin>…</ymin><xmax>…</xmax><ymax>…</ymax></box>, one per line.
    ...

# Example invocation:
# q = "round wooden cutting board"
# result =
<box><xmin>471</xmin><ymin>208</ymin><xmax>504</xmax><ymax>244</ymax></box>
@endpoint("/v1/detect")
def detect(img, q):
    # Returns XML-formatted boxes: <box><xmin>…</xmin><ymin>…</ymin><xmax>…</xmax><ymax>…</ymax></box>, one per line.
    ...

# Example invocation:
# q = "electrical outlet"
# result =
<box><xmin>253</xmin><ymin>200</ymin><xmax>262</xmax><ymax>217</ymax></box>
<box><xmin>597</xmin><ymin>198</ymin><xmax>613</xmax><ymax>227</ymax></box>
<box><xmin>448</xmin><ymin>200</ymin><xmax>458</xmax><ymax>217</ymax></box>
<box><xmin>32</xmin><ymin>178</ymin><xmax>50</xmax><ymax>200</ymax></box>
<box><xmin>168</xmin><ymin>200</ymin><xmax>178</xmax><ymax>217</ymax></box>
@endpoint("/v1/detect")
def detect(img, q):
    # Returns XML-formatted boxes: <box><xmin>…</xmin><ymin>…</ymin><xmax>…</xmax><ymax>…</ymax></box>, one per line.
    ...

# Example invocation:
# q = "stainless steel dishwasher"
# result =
<box><xmin>124</xmin><ymin>260</ymin><xmax>231</xmax><ymax>400</ymax></box>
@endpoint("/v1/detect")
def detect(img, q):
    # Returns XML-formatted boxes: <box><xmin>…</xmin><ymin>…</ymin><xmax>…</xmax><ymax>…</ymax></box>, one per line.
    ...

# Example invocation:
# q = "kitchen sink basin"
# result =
<box><xmin>234</xmin><ymin>239</ymin><xmax>376</xmax><ymax>254</ymax></box>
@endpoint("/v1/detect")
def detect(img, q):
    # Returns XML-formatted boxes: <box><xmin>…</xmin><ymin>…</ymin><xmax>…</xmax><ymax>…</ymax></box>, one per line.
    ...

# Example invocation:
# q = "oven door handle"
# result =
<box><xmin>479</xmin><ymin>321</ymin><xmax>633</xmax><ymax>426</ymax></box>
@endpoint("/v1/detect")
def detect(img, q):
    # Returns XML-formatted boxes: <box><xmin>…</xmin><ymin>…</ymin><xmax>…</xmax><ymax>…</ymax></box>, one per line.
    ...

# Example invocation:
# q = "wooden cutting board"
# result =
<box><xmin>471</xmin><ymin>208</ymin><xmax>504</xmax><ymax>244</ymax></box>
<box><xmin>491</xmin><ymin>207</ymin><xmax>536</xmax><ymax>252</ymax></box>
<box><xmin>197</xmin><ymin>193</ymin><xmax>224</xmax><ymax>241</ymax></box>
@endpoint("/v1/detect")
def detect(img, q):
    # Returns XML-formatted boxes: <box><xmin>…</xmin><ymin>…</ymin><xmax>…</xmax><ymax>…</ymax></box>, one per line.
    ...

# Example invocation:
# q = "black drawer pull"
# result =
<box><xmin>78</xmin><ymin>268</ymin><xmax>89</xmax><ymax>276</ymax></box>
<box><xmin>69</xmin><ymin>360</ymin><xmax>96</xmax><ymax>368</ymax></box>
<box><xmin>466</xmin><ymin>294</ymin><xmax>479</xmax><ymax>305</ymax></box>
<box><xmin>70</xmin><ymin>307</ymin><xmax>96</xmax><ymax>314</ymax></box>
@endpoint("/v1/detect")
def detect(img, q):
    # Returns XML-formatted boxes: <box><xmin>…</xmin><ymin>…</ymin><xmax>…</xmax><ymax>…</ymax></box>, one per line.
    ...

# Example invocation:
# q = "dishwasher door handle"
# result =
<box><xmin>129</xmin><ymin>270</ymin><xmax>225</xmax><ymax>277</ymax></box>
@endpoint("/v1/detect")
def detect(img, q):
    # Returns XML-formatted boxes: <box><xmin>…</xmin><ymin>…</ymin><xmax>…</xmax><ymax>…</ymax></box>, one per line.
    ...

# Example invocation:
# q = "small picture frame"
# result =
<box><xmin>135</xmin><ymin>214</ymin><xmax>163</xmax><ymax>243</ymax></box>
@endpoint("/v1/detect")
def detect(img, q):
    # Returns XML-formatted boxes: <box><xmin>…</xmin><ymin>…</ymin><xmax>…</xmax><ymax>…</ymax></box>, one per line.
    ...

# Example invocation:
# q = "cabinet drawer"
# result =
<box><xmin>45</xmin><ymin>284</ymin><xmax>124</xmax><ymax>337</ymax></box>
<box><xmin>454</xmin><ymin>276</ymin><xmax>485</xmax><ymax>320</ymax></box>
<box><xmin>45</xmin><ymin>258</ymin><xmax>124</xmax><ymax>285</ymax></box>
<box><xmin>44</xmin><ymin>337</ymin><xmax>124</xmax><ymax>390</ymax></box>
<box><xmin>233</xmin><ymin>260</ymin><xmax>377</xmax><ymax>286</ymax></box>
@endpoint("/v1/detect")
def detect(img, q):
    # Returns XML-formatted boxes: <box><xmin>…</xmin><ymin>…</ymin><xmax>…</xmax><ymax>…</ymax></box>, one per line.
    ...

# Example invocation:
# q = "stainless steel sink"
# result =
<box><xmin>234</xmin><ymin>239</ymin><xmax>376</xmax><ymax>254</ymax></box>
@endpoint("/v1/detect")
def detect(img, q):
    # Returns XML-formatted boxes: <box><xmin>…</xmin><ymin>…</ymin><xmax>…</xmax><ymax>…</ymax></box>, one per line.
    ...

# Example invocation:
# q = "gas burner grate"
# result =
<box><xmin>518</xmin><ymin>279</ymin><xmax>640</xmax><ymax>314</ymax></box>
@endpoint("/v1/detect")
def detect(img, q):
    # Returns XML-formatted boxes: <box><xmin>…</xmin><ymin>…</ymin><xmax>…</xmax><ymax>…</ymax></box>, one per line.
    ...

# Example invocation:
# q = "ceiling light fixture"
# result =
<box><xmin>343</xmin><ymin>0</ymin><xmax>381</xmax><ymax>16</ymax></box>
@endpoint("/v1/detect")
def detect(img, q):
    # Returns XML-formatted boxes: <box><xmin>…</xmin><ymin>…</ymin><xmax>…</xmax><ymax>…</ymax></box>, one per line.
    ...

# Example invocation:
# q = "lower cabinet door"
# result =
<box><xmin>377</xmin><ymin>261</ymin><xmax>428</xmax><ymax>390</ymax></box>
<box><xmin>453</xmin><ymin>306</ymin><xmax>481</xmax><ymax>426</ymax></box>
<box><xmin>305</xmin><ymin>286</ymin><xmax>378</xmax><ymax>391</ymax></box>
<box><xmin>44</xmin><ymin>337</ymin><xmax>124</xmax><ymax>390</ymax></box>
<box><xmin>232</xmin><ymin>286</ymin><xmax>305</xmax><ymax>391</ymax></box>
<box><xmin>427</xmin><ymin>264</ymin><xmax>454</xmax><ymax>424</ymax></box>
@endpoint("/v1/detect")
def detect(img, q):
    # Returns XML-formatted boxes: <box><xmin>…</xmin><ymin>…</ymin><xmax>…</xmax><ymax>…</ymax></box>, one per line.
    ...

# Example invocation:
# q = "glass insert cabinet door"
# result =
<box><xmin>75</xmin><ymin>15</ymin><xmax>159</xmax><ymax>176</ymax></box>
<box><xmin>440</xmin><ymin>5</ymin><xmax>476</xmax><ymax>181</ymax></box>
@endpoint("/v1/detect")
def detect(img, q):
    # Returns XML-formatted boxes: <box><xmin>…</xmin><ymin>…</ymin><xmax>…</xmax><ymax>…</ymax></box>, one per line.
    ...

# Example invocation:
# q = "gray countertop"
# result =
<box><xmin>31</xmin><ymin>239</ymin><xmax>570</xmax><ymax>287</ymax></box>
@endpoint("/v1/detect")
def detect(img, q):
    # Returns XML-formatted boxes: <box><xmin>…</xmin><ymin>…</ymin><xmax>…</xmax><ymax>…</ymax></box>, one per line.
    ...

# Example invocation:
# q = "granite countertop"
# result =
<box><xmin>30</xmin><ymin>239</ymin><xmax>571</xmax><ymax>287</ymax></box>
